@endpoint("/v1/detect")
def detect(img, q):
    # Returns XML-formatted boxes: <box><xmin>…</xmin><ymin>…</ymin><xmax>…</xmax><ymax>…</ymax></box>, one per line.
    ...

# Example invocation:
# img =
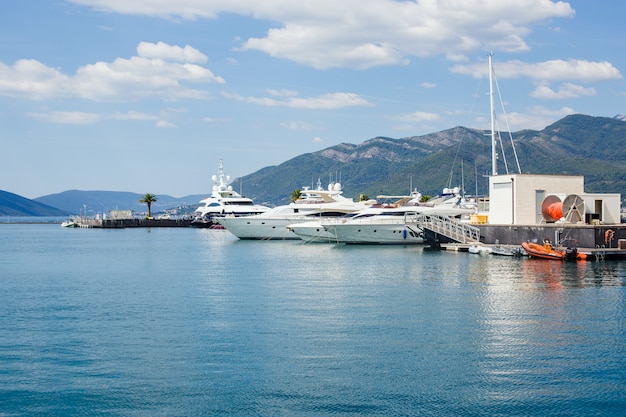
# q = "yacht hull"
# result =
<box><xmin>325</xmin><ymin>223</ymin><xmax>423</xmax><ymax>244</ymax></box>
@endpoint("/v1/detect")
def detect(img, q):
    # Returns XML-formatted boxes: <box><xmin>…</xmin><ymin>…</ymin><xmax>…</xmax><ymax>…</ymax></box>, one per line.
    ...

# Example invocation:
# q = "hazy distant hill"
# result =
<box><xmin>237</xmin><ymin>114</ymin><xmax>626</xmax><ymax>205</ymax></box>
<box><xmin>0</xmin><ymin>190</ymin><xmax>69</xmax><ymax>217</ymax></box>
<box><xmin>34</xmin><ymin>191</ymin><xmax>205</xmax><ymax>216</ymax></box>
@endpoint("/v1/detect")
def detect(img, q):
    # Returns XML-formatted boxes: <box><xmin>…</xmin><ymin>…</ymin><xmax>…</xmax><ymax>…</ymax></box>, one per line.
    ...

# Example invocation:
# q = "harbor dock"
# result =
<box><xmin>69</xmin><ymin>218</ymin><xmax>193</xmax><ymax>228</ymax></box>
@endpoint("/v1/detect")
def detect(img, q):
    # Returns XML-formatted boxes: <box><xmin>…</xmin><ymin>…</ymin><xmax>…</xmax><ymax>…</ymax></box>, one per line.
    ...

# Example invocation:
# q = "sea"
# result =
<box><xmin>1</xmin><ymin>223</ymin><xmax>625</xmax><ymax>416</ymax></box>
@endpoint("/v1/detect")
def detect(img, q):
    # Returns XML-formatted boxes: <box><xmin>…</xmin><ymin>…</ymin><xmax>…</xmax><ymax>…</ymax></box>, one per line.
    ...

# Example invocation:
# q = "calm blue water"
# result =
<box><xmin>1</xmin><ymin>224</ymin><xmax>625</xmax><ymax>416</ymax></box>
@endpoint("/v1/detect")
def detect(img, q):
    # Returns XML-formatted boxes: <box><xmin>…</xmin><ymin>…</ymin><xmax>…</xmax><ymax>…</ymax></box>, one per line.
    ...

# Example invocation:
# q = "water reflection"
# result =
<box><xmin>520</xmin><ymin>258</ymin><xmax>626</xmax><ymax>289</ymax></box>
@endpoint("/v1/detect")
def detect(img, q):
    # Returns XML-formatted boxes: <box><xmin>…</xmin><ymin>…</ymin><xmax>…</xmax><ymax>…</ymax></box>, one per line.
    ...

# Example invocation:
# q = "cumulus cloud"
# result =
<box><xmin>27</xmin><ymin>110</ymin><xmax>170</xmax><ymax>125</ymax></box>
<box><xmin>452</xmin><ymin>59</ymin><xmax>622</xmax><ymax>82</ymax></box>
<box><xmin>531</xmin><ymin>82</ymin><xmax>597</xmax><ymax>99</ymax></box>
<box><xmin>476</xmin><ymin>105</ymin><xmax>576</xmax><ymax>131</ymax></box>
<box><xmin>68</xmin><ymin>0</ymin><xmax>575</xmax><ymax>69</ymax></box>
<box><xmin>0</xmin><ymin>59</ymin><xmax>71</xmax><ymax>100</ymax></box>
<box><xmin>27</xmin><ymin>111</ymin><xmax>101</xmax><ymax>124</ymax></box>
<box><xmin>281</xmin><ymin>121</ymin><xmax>315</xmax><ymax>131</ymax></box>
<box><xmin>156</xmin><ymin>120</ymin><xmax>176</xmax><ymax>128</ymax></box>
<box><xmin>222</xmin><ymin>91</ymin><xmax>372</xmax><ymax>109</ymax></box>
<box><xmin>136</xmin><ymin>41</ymin><xmax>208</xmax><ymax>63</ymax></box>
<box><xmin>267</xmin><ymin>89</ymin><xmax>298</xmax><ymax>97</ymax></box>
<box><xmin>392</xmin><ymin>111</ymin><xmax>441</xmax><ymax>123</ymax></box>
<box><xmin>0</xmin><ymin>42</ymin><xmax>224</xmax><ymax>102</ymax></box>
<box><xmin>111</xmin><ymin>111</ymin><xmax>159</xmax><ymax>121</ymax></box>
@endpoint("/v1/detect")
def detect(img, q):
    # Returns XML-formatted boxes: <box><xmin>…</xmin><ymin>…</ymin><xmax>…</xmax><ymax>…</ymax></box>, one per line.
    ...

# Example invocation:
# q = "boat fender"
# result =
<box><xmin>403</xmin><ymin>229</ymin><xmax>407</xmax><ymax>239</ymax></box>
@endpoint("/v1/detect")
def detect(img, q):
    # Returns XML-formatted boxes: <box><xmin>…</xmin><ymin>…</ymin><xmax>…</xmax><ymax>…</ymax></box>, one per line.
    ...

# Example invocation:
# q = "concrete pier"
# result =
<box><xmin>96</xmin><ymin>218</ymin><xmax>193</xmax><ymax>228</ymax></box>
<box><xmin>477</xmin><ymin>223</ymin><xmax>626</xmax><ymax>248</ymax></box>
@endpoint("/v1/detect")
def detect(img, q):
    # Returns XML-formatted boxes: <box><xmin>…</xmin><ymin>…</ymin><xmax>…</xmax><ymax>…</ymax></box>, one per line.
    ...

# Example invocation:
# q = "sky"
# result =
<box><xmin>1</xmin><ymin>0</ymin><xmax>624</xmax><ymax>199</ymax></box>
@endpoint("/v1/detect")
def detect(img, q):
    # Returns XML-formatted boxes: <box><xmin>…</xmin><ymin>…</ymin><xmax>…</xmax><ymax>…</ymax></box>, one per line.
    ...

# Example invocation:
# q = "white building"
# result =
<box><xmin>487</xmin><ymin>174</ymin><xmax>621</xmax><ymax>225</ymax></box>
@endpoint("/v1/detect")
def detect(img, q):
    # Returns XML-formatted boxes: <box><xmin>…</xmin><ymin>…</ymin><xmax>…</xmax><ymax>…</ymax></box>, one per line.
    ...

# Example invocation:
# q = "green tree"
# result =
<box><xmin>139</xmin><ymin>193</ymin><xmax>158</xmax><ymax>218</ymax></box>
<box><xmin>357</xmin><ymin>193</ymin><xmax>369</xmax><ymax>202</ymax></box>
<box><xmin>290</xmin><ymin>189</ymin><xmax>302</xmax><ymax>203</ymax></box>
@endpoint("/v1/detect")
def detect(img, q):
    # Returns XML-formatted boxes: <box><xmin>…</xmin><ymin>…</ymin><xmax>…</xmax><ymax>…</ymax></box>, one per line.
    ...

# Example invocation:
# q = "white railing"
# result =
<box><xmin>414</xmin><ymin>215</ymin><xmax>481</xmax><ymax>243</ymax></box>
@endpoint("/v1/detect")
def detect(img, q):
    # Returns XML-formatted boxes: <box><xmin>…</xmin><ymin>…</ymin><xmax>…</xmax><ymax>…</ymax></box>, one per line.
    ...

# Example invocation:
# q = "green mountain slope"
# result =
<box><xmin>239</xmin><ymin>114</ymin><xmax>626</xmax><ymax>205</ymax></box>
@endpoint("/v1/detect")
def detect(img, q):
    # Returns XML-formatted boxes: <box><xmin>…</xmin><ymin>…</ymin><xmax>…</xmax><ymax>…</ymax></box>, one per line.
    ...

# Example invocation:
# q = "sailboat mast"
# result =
<box><xmin>489</xmin><ymin>53</ymin><xmax>497</xmax><ymax>176</ymax></box>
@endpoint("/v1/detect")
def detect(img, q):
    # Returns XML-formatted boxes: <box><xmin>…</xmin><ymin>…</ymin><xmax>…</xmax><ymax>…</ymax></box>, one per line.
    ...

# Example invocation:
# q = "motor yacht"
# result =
<box><xmin>322</xmin><ymin>188</ymin><xmax>475</xmax><ymax>244</ymax></box>
<box><xmin>192</xmin><ymin>160</ymin><xmax>269</xmax><ymax>228</ymax></box>
<box><xmin>217</xmin><ymin>180</ymin><xmax>375</xmax><ymax>239</ymax></box>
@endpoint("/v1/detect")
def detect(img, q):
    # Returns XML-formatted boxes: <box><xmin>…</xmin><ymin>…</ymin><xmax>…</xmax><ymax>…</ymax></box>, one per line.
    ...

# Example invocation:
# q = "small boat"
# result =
<box><xmin>491</xmin><ymin>245</ymin><xmax>526</xmax><ymax>257</ymax></box>
<box><xmin>522</xmin><ymin>240</ymin><xmax>566</xmax><ymax>260</ymax></box>
<box><xmin>469</xmin><ymin>245</ymin><xmax>492</xmax><ymax>255</ymax></box>
<box><xmin>522</xmin><ymin>241</ymin><xmax>588</xmax><ymax>261</ymax></box>
<box><xmin>522</xmin><ymin>240</ymin><xmax>587</xmax><ymax>261</ymax></box>
<box><xmin>61</xmin><ymin>218</ymin><xmax>78</xmax><ymax>228</ymax></box>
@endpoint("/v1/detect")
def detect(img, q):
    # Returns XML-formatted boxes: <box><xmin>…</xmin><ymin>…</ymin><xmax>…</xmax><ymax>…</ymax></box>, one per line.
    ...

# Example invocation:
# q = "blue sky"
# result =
<box><xmin>1</xmin><ymin>0</ymin><xmax>624</xmax><ymax>199</ymax></box>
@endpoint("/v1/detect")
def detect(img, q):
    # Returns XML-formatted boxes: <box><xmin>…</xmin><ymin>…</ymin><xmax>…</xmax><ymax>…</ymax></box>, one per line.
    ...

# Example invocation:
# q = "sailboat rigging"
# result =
<box><xmin>488</xmin><ymin>52</ymin><xmax>522</xmax><ymax>176</ymax></box>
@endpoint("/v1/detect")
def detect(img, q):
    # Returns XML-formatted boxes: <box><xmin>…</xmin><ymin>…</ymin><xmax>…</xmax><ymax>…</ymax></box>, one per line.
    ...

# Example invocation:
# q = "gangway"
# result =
<box><xmin>414</xmin><ymin>214</ymin><xmax>481</xmax><ymax>244</ymax></box>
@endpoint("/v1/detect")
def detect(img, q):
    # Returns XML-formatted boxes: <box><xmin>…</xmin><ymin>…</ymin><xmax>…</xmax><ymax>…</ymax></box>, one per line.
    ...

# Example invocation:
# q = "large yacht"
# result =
<box><xmin>285</xmin><ymin>190</ymin><xmax>424</xmax><ymax>243</ymax></box>
<box><xmin>216</xmin><ymin>180</ymin><xmax>376</xmax><ymax>239</ymax></box>
<box><xmin>192</xmin><ymin>160</ymin><xmax>269</xmax><ymax>228</ymax></box>
<box><xmin>320</xmin><ymin>188</ymin><xmax>476</xmax><ymax>244</ymax></box>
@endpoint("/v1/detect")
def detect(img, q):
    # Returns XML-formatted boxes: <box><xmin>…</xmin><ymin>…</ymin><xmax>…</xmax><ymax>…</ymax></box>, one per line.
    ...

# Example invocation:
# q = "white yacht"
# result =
<box><xmin>192</xmin><ymin>160</ymin><xmax>269</xmax><ymax>228</ymax></box>
<box><xmin>285</xmin><ymin>190</ymin><xmax>423</xmax><ymax>243</ymax></box>
<box><xmin>216</xmin><ymin>180</ymin><xmax>375</xmax><ymax>240</ymax></box>
<box><xmin>322</xmin><ymin>188</ymin><xmax>475</xmax><ymax>244</ymax></box>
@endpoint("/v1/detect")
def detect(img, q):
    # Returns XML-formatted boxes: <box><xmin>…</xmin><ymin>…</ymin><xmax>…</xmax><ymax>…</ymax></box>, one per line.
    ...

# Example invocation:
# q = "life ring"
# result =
<box><xmin>605</xmin><ymin>229</ymin><xmax>615</xmax><ymax>244</ymax></box>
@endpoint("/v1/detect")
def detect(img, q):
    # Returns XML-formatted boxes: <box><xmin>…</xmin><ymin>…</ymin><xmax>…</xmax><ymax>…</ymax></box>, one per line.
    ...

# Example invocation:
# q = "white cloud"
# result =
<box><xmin>68</xmin><ymin>0</ymin><xmax>575</xmax><ymax>69</ymax></box>
<box><xmin>531</xmin><ymin>82</ymin><xmax>597</xmax><ymax>99</ymax></box>
<box><xmin>156</xmin><ymin>120</ymin><xmax>175</xmax><ymax>128</ymax></box>
<box><xmin>222</xmin><ymin>91</ymin><xmax>372</xmax><ymax>109</ymax></box>
<box><xmin>312</xmin><ymin>136</ymin><xmax>323</xmax><ymax>144</ymax></box>
<box><xmin>477</xmin><ymin>105</ymin><xmax>576</xmax><ymax>131</ymax></box>
<box><xmin>452</xmin><ymin>59</ymin><xmax>622</xmax><ymax>82</ymax></box>
<box><xmin>420</xmin><ymin>82</ymin><xmax>437</xmax><ymax>89</ymax></box>
<box><xmin>281</xmin><ymin>121</ymin><xmax>315</xmax><ymax>131</ymax></box>
<box><xmin>392</xmin><ymin>111</ymin><xmax>441</xmax><ymax>123</ymax></box>
<box><xmin>0</xmin><ymin>59</ymin><xmax>71</xmax><ymax>100</ymax></box>
<box><xmin>267</xmin><ymin>89</ymin><xmax>298</xmax><ymax>97</ymax></box>
<box><xmin>27</xmin><ymin>111</ymin><xmax>101</xmax><ymax>124</ymax></box>
<box><xmin>392</xmin><ymin>124</ymin><xmax>416</xmax><ymax>131</ymax></box>
<box><xmin>137</xmin><ymin>41</ymin><xmax>208</xmax><ymax>63</ymax></box>
<box><xmin>26</xmin><ymin>110</ymin><xmax>172</xmax><ymax>125</ymax></box>
<box><xmin>287</xmin><ymin>93</ymin><xmax>372</xmax><ymax>109</ymax></box>
<box><xmin>112</xmin><ymin>111</ymin><xmax>158</xmax><ymax>121</ymax></box>
<box><xmin>0</xmin><ymin>42</ymin><xmax>224</xmax><ymax>102</ymax></box>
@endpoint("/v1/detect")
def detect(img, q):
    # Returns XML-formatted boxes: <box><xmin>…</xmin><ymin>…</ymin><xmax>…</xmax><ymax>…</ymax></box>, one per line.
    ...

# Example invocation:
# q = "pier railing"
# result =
<box><xmin>414</xmin><ymin>215</ymin><xmax>481</xmax><ymax>244</ymax></box>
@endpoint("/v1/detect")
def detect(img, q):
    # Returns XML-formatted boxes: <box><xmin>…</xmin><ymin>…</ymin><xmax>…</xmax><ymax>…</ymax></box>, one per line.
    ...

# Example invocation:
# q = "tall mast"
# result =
<box><xmin>489</xmin><ymin>52</ymin><xmax>497</xmax><ymax>176</ymax></box>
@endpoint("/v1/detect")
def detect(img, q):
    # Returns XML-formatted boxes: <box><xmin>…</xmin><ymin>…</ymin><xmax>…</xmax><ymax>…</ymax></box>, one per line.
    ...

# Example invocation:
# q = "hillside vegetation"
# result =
<box><xmin>238</xmin><ymin>114</ymin><xmax>626</xmax><ymax>206</ymax></box>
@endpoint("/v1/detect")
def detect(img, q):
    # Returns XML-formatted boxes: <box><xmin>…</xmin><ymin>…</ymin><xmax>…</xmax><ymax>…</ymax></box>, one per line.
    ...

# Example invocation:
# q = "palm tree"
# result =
<box><xmin>139</xmin><ymin>193</ymin><xmax>158</xmax><ymax>218</ymax></box>
<box><xmin>290</xmin><ymin>189</ymin><xmax>302</xmax><ymax>203</ymax></box>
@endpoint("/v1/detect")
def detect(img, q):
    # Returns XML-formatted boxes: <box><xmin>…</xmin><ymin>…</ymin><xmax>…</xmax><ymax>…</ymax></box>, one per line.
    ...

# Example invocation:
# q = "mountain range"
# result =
<box><xmin>2</xmin><ymin>114</ymin><xmax>625</xmax><ymax>217</ymax></box>
<box><xmin>237</xmin><ymin>114</ymin><xmax>626</xmax><ymax>205</ymax></box>
<box><xmin>0</xmin><ymin>190</ymin><xmax>69</xmax><ymax>217</ymax></box>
